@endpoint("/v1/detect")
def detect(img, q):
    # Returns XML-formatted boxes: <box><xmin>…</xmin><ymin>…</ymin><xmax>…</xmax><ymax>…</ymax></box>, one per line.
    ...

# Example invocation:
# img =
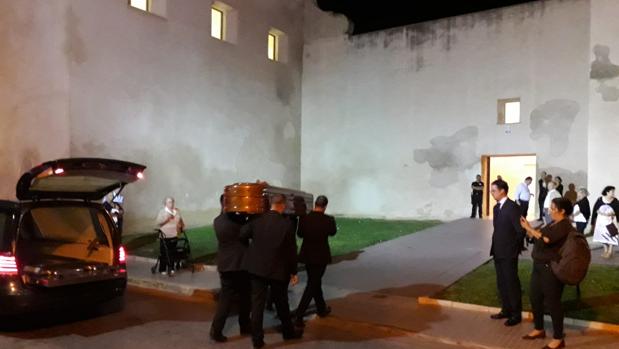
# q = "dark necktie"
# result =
<box><xmin>494</xmin><ymin>203</ymin><xmax>500</xmax><ymax>217</ymax></box>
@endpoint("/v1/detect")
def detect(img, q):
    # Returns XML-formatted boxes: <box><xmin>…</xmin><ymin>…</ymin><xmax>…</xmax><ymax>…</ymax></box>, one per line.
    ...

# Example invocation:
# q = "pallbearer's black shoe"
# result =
<box><xmin>283</xmin><ymin>329</ymin><xmax>304</xmax><ymax>340</ymax></box>
<box><xmin>490</xmin><ymin>312</ymin><xmax>510</xmax><ymax>320</ymax></box>
<box><xmin>209</xmin><ymin>331</ymin><xmax>227</xmax><ymax>343</ymax></box>
<box><xmin>504</xmin><ymin>317</ymin><xmax>522</xmax><ymax>327</ymax></box>
<box><xmin>240</xmin><ymin>326</ymin><xmax>252</xmax><ymax>336</ymax></box>
<box><xmin>317</xmin><ymin>306</ymin><xmax>332</xmax><ymax>318</ymax></box>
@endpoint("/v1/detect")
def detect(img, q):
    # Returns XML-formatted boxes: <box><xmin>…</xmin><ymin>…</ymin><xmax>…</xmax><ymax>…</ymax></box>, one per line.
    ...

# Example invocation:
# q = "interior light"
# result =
<box><xmin>54</xmin><ymin>168</ymin><xmax>65</xmax><ymax>175</ymax></box>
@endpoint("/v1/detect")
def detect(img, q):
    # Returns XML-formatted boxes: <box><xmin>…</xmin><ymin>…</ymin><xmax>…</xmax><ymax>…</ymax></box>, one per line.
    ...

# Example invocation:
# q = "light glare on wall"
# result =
<box><xmin>504</xmin><ymin>101</ymin><xmax>520</xmax><ymax>124</ymax></box>
<box><xmin>211</xmin><ymin>8</ymin><xmax>224</xmax><ymax>40</ymax></box>
<box><xmin>130</xmin><ymin>0</ymin><xmax>148</xmax><ymax>11</ymax></box>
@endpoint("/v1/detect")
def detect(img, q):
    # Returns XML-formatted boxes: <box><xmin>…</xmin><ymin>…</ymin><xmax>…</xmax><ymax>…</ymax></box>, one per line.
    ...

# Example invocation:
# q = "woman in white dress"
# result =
<box><xmin>592</xmin><ymin>186</ymin><xmax>619</xmax><ymax>258</ymax></box>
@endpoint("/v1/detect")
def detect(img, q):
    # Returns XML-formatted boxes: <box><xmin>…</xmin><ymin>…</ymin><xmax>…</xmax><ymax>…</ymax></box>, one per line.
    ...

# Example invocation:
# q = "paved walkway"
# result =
<box><xmin>125</xmin><ymin>218</ymin><xmax>619</xmax><ymax>348</ymax></box>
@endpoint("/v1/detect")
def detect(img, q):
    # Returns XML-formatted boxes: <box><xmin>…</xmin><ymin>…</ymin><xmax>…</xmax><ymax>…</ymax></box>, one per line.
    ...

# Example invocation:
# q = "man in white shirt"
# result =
<box><xmin>515</xmin><ymin>177</ymin><xmax>533</xmax><ymax>218</ymax></box>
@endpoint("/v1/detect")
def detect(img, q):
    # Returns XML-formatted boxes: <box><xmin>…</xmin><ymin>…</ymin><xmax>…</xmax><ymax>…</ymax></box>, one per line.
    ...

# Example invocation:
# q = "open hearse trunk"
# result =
<box><xmin>16</xmin><ymin>203</ymin><xmax>121</xmax><ymax>287</ymax></box>
<box><xmin>14</xmin><ymin>158</ymin><xmax>145</xmax><ymax>288</ymax></box>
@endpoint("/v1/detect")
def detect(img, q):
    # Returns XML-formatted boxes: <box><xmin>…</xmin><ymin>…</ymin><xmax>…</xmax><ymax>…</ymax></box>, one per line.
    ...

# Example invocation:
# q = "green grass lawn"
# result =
<box><xmin>123</xmin><ymin>217</ymin><xmax>441</xmax><ymax>265</ymax></box>
<box><xmin>436</xmin><ymin>260</ymin><xmax>619</xmax><ymax>324</ymax></box>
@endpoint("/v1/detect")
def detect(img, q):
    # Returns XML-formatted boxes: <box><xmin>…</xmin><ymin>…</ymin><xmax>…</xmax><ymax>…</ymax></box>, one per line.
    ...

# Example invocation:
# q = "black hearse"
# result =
<box><xmin>0</xmin><ymin>158</ymin><xmax>145</xmax><ymax>316</ymax></box>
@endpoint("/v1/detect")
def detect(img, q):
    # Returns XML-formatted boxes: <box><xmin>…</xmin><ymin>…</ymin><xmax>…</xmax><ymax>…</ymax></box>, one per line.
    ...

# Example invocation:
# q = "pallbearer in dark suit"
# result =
<box><xmin>294</xmin><ymin>195</ymin><xmax>337</xmax><ymax>327</ymax></box>
<box><xmin>489</xmin><ymin>179</ymin><xmax>526</xmax><ymax>326</ymax></box>
<box><xmin>240</xmin><ymin>194</ymin><xmax>302</xmax><ymax>349</ymax></box>
<box><xmin>210</xmin><ymin>195</ymin><xmax>251</xmax><ymax>343</ymax></box>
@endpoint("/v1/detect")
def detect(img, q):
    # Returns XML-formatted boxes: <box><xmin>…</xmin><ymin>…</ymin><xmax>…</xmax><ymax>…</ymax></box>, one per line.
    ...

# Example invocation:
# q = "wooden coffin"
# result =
<box><xmin>223</xmin><ymin>182</ymin><xmax>313</xmax><ymax>216</ymax></box>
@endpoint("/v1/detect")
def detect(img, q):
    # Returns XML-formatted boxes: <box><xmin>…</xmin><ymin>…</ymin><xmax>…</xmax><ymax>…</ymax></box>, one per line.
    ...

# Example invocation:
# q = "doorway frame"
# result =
<box><xmin>480</xmin><ymin>153</ymin><xmax>537</xmax><ymax>218</ymax></box>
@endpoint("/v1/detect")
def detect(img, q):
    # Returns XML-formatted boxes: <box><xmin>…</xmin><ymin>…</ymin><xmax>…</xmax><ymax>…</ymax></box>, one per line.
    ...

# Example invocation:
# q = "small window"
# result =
<box><xmin>211</xmin><ymin>8</ymin><xmax>224</xmax><ymax>40</ymax></box>
<box><xmin>130</xmin><ymin>0</ymin><xmax>149</xmax><ymax>11</ymax></box>
<box><xmin>268</xmin><ymin>33</ymin><xmax>278</xmax><ymax>61</ymax></box>
<box><xmin>129</xmin><ymin>0</ymin><xmax>166</xmax><ymax>17</ymax></box>
<box><xmin>267</xmin><ymin>28</ymin><xmax>288</xmax><ymax>63</ymax></box>
<box><xmin>498</xmin><ymin>98</ymin><xmax>521</xmax><ymax>124</ymax></box>
<box><xmin>211</xmin><ymin>2</ymin><xmax>238</xmax><ymax>44</ymax></box>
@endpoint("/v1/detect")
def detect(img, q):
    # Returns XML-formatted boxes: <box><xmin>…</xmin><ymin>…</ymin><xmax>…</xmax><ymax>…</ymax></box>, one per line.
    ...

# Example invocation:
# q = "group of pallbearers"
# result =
<box><xmin>489</xmin><ymin>179</ymin><xmax>591</xmax><ymax>349</ymax></box>
<box><xmin>209</xmin><ymin>194</ymin><xmax>336</xmax><ymax>349</ymax></box>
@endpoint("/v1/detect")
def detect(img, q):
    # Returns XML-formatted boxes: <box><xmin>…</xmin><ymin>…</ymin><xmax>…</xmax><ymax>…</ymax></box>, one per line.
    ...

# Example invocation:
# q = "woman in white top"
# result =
<box><xmin>543</xmin><ymin>181</ymin><xmax>562</xmax><ymax>225</ymax></box>
<box><xmin>592</xmin><ymin>186</ymin><xmax>619</xmax><ymax>258</ymax></box>
<box><xmin>156</xmin><ymin>197</ymin><xmax>185</xmax><ymax>275</ymax></box>
<box><xmin>572</xmin><ymin>188</ymin><xmax>591</xmax><ymax>234</ymax></box>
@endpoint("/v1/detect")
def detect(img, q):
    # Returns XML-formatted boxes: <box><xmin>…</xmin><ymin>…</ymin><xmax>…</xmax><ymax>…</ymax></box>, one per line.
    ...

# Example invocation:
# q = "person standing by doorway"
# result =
<box><xmin>538</xmin><ymin>171</ymin><xmax>548</xmax><ymax>221</ymax></box>
<box><xmin>555</xmin><ymin>176</ymin><xmax>564</xmax><ymax>196</ymax></box>
<box><xmin>294</xmin><ymin>195</ymin><xmax>337</xmax><ymax>327</ymax></box>
<box><xmin>489</xmin><ymin>179</ymin><xmax>525</xmax><ymax>327</ymax></box>
<box><xmin>471</xmin><ymin>175</ymin><xmax>484</xmax><ymax>219</ymax></box>
<box><xmin>515</xmin><ymin>177</ymin><xmax>533</xmax><ymax>218</ymax></box>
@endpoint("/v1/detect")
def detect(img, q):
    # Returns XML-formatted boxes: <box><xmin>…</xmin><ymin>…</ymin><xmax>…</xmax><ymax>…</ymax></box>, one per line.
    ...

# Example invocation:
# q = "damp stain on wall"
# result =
<box><xmin>529</xmin><ymin>99</ymin><xmax>579</xmax><ymax>157</ymax></box>
<box><xmin>345</xmin><ymin>0</ymin><xmax>550</xmax><ymax>72</ymax></box>
<box><xmin>539</xmin><ymin>167</ymin><xmax>588</xmax><ymax>192</ymax></box>
<box><xmin>590</xmin><ymin>44</ymin><xmax>619</xmax><ymax>102</ymax></box>
<box><xmin>64</xmin><ymin>5</ymin><xmax>87</xmax><ymax>66</ymax></box>
<box><xmin>413</xmin><ymin>126</ymin><xmax>479</xmax><ymax>188</ymax></box>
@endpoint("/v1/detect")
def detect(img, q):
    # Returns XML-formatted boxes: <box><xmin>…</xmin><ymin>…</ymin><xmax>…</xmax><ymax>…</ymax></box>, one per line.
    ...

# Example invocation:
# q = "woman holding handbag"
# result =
<box><xmin>520</xmin><ymin>197</ymin><xmax>574</xmax><ymax>349</ymax></box>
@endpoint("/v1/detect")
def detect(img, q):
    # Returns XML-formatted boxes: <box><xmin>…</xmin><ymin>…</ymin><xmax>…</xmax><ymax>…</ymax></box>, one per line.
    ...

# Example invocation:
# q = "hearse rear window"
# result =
<box><xmin>20</xmin><ymin>207</ymin><xmax>110</xmax><ymax>245</ymax></box>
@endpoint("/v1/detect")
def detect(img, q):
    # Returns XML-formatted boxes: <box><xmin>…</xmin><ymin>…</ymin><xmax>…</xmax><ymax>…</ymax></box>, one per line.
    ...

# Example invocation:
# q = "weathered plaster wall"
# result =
<box><xmin>302</xmin><ymin>0</ymin><xmax>591</xmax><ymax>219</ymax></box>
<box><xmin>588</xmin><ymin>0</ymin><xmax>619</xmax><ymax>199</ymax></box>
<box><xmin>67</xmin><ymin>0</ymin><xmax>305</xmax><ymax>231</ymax></box>
<box><xmin>0</xmin><ymin>0</ymin><xmax>71</xmax><ymax>199</ymax></box>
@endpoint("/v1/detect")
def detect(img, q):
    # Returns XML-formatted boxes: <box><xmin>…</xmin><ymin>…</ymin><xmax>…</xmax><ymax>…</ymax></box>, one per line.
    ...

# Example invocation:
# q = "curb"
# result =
<box><xmin>127</xmin><ymin>276</ymin><xmax>218</xmax><ymax>299</ymax></box>
<box><xmin>418</xmin><ymin>296</ymin><xmax>619</xmax><ymax>333</ymax></box>
<box><xmin>126</xmin><ymin>255</ymin><xmax>219</xmax><ymax>272</ymax></box>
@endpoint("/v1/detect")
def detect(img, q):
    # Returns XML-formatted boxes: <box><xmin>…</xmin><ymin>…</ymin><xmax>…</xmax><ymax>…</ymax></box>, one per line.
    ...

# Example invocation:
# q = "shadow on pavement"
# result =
<box><xmin>0</xmin><ymin>286</ymin><xmax>215</xmax><ymax>339</ymax></box>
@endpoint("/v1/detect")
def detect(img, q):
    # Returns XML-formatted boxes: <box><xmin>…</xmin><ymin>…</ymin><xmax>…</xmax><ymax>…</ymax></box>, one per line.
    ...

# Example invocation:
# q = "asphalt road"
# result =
<box><xmin>0</xmin><ymin>287</ymin><xmax>461</xmax><ymax>349</ymax></box>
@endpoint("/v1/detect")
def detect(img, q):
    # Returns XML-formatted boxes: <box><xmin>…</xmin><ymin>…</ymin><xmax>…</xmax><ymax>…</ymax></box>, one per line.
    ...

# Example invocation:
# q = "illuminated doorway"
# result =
<box><xmin>481</xmin><ymin>154</ymin><xmax>537</xmax><ymax>219</ymax></box>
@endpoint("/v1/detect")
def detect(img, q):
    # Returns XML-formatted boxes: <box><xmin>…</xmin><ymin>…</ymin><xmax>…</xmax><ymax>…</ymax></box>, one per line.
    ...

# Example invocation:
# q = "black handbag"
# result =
<box><xmin>606</xmin><ymin>223</ymin><xmax>619</xmax><ymax>237</ymax></box>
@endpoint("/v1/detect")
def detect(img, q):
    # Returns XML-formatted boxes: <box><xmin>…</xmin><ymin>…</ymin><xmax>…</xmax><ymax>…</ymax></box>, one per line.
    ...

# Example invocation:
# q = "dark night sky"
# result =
<box><xmin>316</xmin><ymin>0</ymin><xmax>540</xmax><ymax>34</ymax></box>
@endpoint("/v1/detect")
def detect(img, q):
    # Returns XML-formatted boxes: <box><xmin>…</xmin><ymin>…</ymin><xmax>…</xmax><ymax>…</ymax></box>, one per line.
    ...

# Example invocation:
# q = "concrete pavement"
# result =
<box><xmin>25</xmin><ymin>218</ymin><xmax>619</xmax><ymax>349</ymax></box>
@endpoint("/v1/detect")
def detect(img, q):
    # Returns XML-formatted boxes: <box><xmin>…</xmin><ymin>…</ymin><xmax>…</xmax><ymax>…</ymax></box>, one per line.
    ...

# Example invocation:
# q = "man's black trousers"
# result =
<box><xmin>519</xmin><ymin>200</ymin><xmax>530</xmax><ymax>218</ymax></box>
<box><xmin>493</xmin><ymin>258</ymin><xmax>522</xmax><ymax>319</ymax></box>
<box><xmin>250</xmin><ymin>275</ymin><xmax>295</xmax><ymax>344</ymax></box>
<box><xmin>210</xmin><ymin>271</ymin><xmax>251</xmax><ymax>335</ymax></box>
<box><xmin>296</xmin><ymin>264</ymin><xmax>327</xmax><ymax>317</ymax></box>
<box><xmin>471</xmin><ymin>197</ymin><xmax>483</xmax><ymax>218</ymax></box>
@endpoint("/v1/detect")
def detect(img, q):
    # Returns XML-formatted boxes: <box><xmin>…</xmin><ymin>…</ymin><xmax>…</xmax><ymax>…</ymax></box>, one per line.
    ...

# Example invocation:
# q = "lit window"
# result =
<box><xmin>129</xmin><ymin>0</ymin><xmax>166</xmax><ymax>17</ymax></box>
<box><xmin>498</xmin><ymin>98</ymin><xmax>521</xmax><ymax>124</ymax></box>
<box><xmin>130</xmin><ymin>0</ymin><xmax>149</xmax><ymax>12</ymax></box>
<box><xmin>211</xmin><ymin>8</ymin><xmax>224</xmax><ymax>40</ymax></box>
<box><xmin>505</xmin><ymin>101</ymin><xmax>520</xmax><ymax>124</ymax></box>
<box><xmin>211</xmin><ymin>2</ymin><xmax>237</xmax><ymax>44</ymax></box>
<box><xmin>268</xmin><ymin>33</ymin><xmax>278</xmax><ymax>61</ymax></box>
